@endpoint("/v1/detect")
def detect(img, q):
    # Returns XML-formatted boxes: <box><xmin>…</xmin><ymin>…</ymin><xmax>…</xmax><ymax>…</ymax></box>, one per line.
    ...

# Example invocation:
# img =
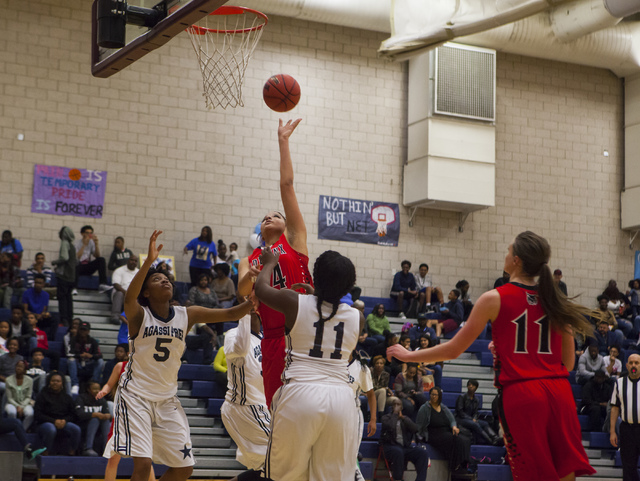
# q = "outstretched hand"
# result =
<box><xmin>259</xmin><ymin>246</ymin><xmax>280</xmax><ymax>268</ymax></box>
<box><xmin>386</xmin><ymin>344</ymin><xmax>410</xmax><ymax>363</ymax></box>
<box><xmin>147</xmin><ymin>230</ymin><xmax>164</xmax><ymax>264</ymax></box>
<box><xmin>278</xmin><ymin>118</ymin><xmax>302</xmax><ymax>142</ymax></box>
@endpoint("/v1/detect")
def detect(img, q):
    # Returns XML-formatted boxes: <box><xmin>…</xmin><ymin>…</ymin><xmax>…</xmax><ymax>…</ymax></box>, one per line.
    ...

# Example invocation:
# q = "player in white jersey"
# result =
<box><xmin>255</xmin><ymin>248</ymin><xmax>365</xmax><ymax>481</ymax></box>
<box><xmin>116</xmin><ymin>230</ymin><xmax>254</xmax><ymax>481</ymax></box>
<box><xmin>348</xmin><ymin>351</ymin><xmax>377</xmax><ymax>481</ymax></box>
<box><xmin>222</xmin><ymin>311</ymin><xmax>271</xmax><ymax>481</ymax></box>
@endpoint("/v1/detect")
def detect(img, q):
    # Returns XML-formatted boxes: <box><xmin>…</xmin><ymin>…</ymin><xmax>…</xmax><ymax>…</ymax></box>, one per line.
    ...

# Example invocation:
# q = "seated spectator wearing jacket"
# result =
<box><xmin>381</xmin><ymin>398</ymin><xmax>429</xmax><ymax>481</ymax></box>
<box><xmin>26</xmin><ymin>312</ymin><xmax>60</xmax><ymax>371</ymax></box>
<box><xmin>580</xmin><ymin>370</ymin><xmax>613</xmax><ymax>432</ymax></box>
<box><xmin>594</xmin><ymin>320</ymin><xmax>624</xmax><ymax>356</ymax></box>
<box><xmin>0</xmin><ymin>231</ymin><xmax>23</xmax><ymax>267</ymax></box>
<box><xmin>425</xmin><ymin>289</ymin><xmax>465</xmax><ymax>337</ymax></box>
<box><xmin>371</xmin><ymin>355</ymin><xmax>393</xmax><ymax>418</ymax></box>
<box><xmin>4</xmin><ymin>360</ymin><xmax>34</xmax><ymax>431</ymax></box>
<box><xmin>26</xmin><ymin>252</ymin><xmax>56</xmax><ymax>298</ymax></box>
<box><xmin>391</xmin><ymin>260</ymin><xmax>418</xmax><ymax>319</ymax></box>
<box><xmin>68</xmin><ymin>321</ymin><xmax>104</xmax><ymax>395</ymax></box>
<box><xmin>100</xmin><ymin>343</ymin><xmax>129</xmax><ymax>388</ymax></box>
<box><xmin>26</xmin><ymin>348</ymin><xmax>49</xmax><ymax>394</ymax></box>
<box><xmin>22</xmin><ymin>274</ymin><xmax>56</xmax><ymax>342</ymax></box>
<box><xmin>0</xmin><ymin>252</ymin><xmax>22</xmax><ymax>309</ymax></box>
<box><xmin>34</xmin><ymin>372</ymin><xmax>81</xmax><ymax>455</ymax></box>
<box><xmin>407</xmin><ymin>314</ymin><xmax>437</xmax><ymax>350</ymax></box>
<box><xmin>366</xmin><ymin>304</ymin><xmax>391</xmax><ymax>344</ymax></box>
<box><xmin>393</xmin><ymin>363</ymin><xmax>427</xmax><ymax>420</ymax></box>
<box><xmin>455</xmin><ymin>379</ymin><xmax>501</xmax><ymax>445</ymax></box>
<box><xmin>576</xmin><ymin>343</ymin><xmax>607</xmax><ymax>386</ymax></box>
<box><xmin>417</xmin><ymin>386</ymin><xmax>471</xmax><ymax>475</ymax></box>
<box><xmin>0</xmin><ymin>338</ymin><xmax>23</xmax><ymax>397</ymax></box>
<box><xmin>75</xmin><ymin>380</ymin><xmax>111</xmax><ymax>456</ymax></box>
<box><xmin>107</xmin><ymin>236</ymin><xmax>133</xmax><ymax>272</ymax></box>
<box><xmin>417</xmin><ymin>335</ymin><xmax>442</xmax><ymax>388</ymax></box>
<box><xmin>8</xmin><ymin>305</ymin><xmax>35</xmax><ymax>357</ymax></box>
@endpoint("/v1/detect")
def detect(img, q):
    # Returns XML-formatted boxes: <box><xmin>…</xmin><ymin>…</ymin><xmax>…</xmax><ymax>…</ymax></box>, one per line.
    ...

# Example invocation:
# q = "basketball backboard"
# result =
<box><xmin>91</xmin><ymin>0</ymin><xmax>227</xmax><ymax>78</ymax></box>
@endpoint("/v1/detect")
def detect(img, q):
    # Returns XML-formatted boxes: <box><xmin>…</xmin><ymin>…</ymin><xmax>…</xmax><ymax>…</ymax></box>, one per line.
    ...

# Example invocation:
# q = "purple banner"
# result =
<box><xmin>31</xmin><ymin>165</ymin><xmax>107</xmax><ymax>218</ymax></box>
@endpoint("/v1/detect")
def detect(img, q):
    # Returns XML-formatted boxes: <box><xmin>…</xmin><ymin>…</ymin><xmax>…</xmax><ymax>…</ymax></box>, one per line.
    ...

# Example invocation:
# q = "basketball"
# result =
<box><xmin>263</xmin><ymin>74</ymin><xmax>301</xmax><ymax>112</ymax></box>
<box><xmin>68</xmin><ymin>168</ymin><xmax>82</xmax><ymax>181</ymax></box>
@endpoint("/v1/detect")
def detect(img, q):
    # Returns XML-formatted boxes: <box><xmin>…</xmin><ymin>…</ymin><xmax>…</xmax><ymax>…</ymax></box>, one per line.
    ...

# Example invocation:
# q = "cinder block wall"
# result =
<box><xmin>0</xmin><ymin>0</ymin><xmax>629</xmax><ymax>305</ymax></box>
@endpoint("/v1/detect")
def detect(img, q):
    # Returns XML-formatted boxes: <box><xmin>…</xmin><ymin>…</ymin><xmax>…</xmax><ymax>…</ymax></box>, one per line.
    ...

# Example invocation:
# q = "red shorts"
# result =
<box><xmin>499</xmin><ymin>377</ymin><xmax>596</xmax><ymax>481</ymax></box>
<box><xmin>261</xmin><ymin>336</ymin><xmax>286</xmax><ymax>408</ymax></box>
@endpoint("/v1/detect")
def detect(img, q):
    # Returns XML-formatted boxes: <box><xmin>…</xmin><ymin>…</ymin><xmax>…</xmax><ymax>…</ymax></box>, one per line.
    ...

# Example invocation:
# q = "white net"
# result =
<box><xmin>186</xmin><ymin>6</ymin><xmax>267</xmax><ymax>109</ymax></box>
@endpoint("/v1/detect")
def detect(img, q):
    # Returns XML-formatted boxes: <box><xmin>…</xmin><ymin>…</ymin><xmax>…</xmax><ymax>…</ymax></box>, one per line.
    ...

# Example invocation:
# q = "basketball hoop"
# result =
<box><xmin>186</xmin><ymin>6</ymin><xmax>267</xmax><ymax>109</ymax></box>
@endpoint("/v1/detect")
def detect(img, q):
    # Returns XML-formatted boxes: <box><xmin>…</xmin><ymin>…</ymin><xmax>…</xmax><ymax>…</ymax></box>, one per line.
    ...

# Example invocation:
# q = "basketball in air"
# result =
<box><xmin>263</xmin><ymin>74</ymin><xmax>301</xmax><ymax>112</ymax></box>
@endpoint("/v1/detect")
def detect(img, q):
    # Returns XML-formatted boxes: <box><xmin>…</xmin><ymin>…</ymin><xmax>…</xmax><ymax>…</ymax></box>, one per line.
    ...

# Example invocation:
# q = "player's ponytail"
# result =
<box><xmin>513</xmin><ymin>231</ymin><xmax>594</xmax><ymax>336</ymax></box>
<box><xmin>313</xmin><ymin>250</ymin><xmax>356</xmax><ymax>323</ymax></box>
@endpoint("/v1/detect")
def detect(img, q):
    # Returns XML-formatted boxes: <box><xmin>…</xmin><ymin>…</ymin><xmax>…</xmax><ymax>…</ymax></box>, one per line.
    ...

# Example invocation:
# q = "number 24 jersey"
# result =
<box><xmin>492</xmin><ymin>282</ymin><xmax>568</xmax><ymax>388</ymax></box>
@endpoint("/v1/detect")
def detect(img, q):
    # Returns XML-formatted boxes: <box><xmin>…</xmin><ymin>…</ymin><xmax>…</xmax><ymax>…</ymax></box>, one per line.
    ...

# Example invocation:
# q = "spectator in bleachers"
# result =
<box><xmin>381</xmin><ymin>397</ymin><xmax>429</xmax><ymax>481</ymax></box>
<box><xmin>414</xmin><ymin>263</ymin><xmax>444</xmax><ymax>314</ymax></box>
<box><xmin>26</xmin><ymin>252</ymin><xmax>56</xmax><ymax>298</ymax></box>
<box><xmin>52</xmin><ymin>227</ymin><xmax>77</xmax><ymax>327</ymax></box>
<box><xmin>184</xmin><ymin>226</ymin><xmax>217</xmax><ymax>287</ymax></box>
<box><xmin>576</xmin><ymin>342</ymin><xmax>607</xmax><ymax>386</ymax></box>
<box><xmin>100</xmin><ymin>343</ymin><xmax>128</xmax><ymax>388</ymax></box>
<box><xmin>371</xmin><ymin>355</ymin><xmax>392</xmax><ymax>418</ymax></box>
<box><xmin>107</xmin><ymin>236</ymin><xmax>133</xmax><ymax>272</ymax></box>
<box><xmin>75</xmin><ymin>380</ymin><xmax>111</xmax><ymax>456</ymax></box>
<box><xmin>110</xmin><ymin>255</ymin><xmax>139</xmax><ymax>324</ymax></box>
<box><xmin>493</xmin><ymin>271</ymin><xmax>509</xmax><ymax>289</ymax></box>
<box><xmin>212</xmin><ymin>346</ymin><xmax>227</xmax><ymax>391</ymax></box>
<box><xmin>0</xmin><ymin>320</ymin><xmax>9</xmax><ymax>356</ymax></box>
<box><xmin>594</xmin><ymin>320</ymin><xmax>624</xmax><ymax>356</ymax></box>
<box><xmin>391</xmin><ymin>260</ymin><xmax>418</xmax><ymax>319</ymax></box>
<box><xmin>187</xmin><ymin>273</ymin><xmax>219</xmax><ymax>309</ymax></box>
<box><xmin>0</xmin><ymin>338</ymin><xmax>23</xmax><ymax>397</ymax></box>
<box><xmin>184</xmin><ymin>323</ymin><xmax>216</xmax><ymax>365</ymax></box>
<box><xmin>425</xmin><ymin>289</ymin><xmax>464</xmax><ymax>338</ymax></box>
<box><xmin>1</xmin><ymin>230</ymin><xmax>23</xmax><ymax>267</ymax></box>
<box><xmin>353</xmin><ymin>300</ymin><xmax>377</xmax><ymax>356</ymax></box>
<box><xmin>417</xmin><ymin>386</ymin><xmax>471</xmax><ymax>475</ymax></box>
<box><xmin>455</xmin><ymin>379</ymin><xmax>500</xmax><ymax>446</ymax></box>
<box><xmin>8</xmin><ymin>305</ymin><xmax>34</xmax><ymax>357</ymax></box>
<box><xmin>227</xmin><ymin>242</ymin><xmax>239</xmax><ymax>270</ymax></box>
<box><xmin>215</xmin><ymin>239</ymin><xmax>229</xmax><ymax>265</ymax></box>
<box><xmin>393</xmin><ymin>363</ymin><xmax>427</xmax><ymax>420</ymax></box>
<box><xmin>0</xmin><ymin>252</ymin><xmax>22</xmax><ymax>308</ymax></box>
<box><xmin>26</xmin><ymin>312</ymin><xmax>60</xmax><ymax>371</ymax></box>
<box><xmin>75</xmin><ymin>225</ymin><xmax>110</xmax><ymax>293</ymax></box>
<box><xmin>456</xmin><ymin>280</ymin><xmax>474</xmax><ymax>321</ymax></box>
<box><xmin>212</xmin><ymin>263</ymin><xmax>235</xmax><ymax>309</ymax></box>
<box><xmin>580</xmin><ymin>369</ymin><xmax>612</xmax><ymax>432</ymax></box>
<box><xmin>417</xmin><ymin>335</ymin><xmax>442</xmax><ymax>388</ymax></box>
<box><xmin>627</xmin><ymin>278</ymin><xmax>640</xmax><ymax>320</ymax></box>
<box><xmin>63</xmin><ymin>318</ymin><xmax>81</xmax><ymax>359</ymax></box>
<box><xmin>553</xmin><ymin>269</ymin><xmax>568</xmax><ymax>296</ymax></box>
<box><xmin>22</xmin><ymin>273</ymin><xmax>56</xmax><ymax>341</ymax></box>
<box><xmin>408</xmin><ymin>314</ymin><xmax>437</xmax><ymax>350</ymax></box>
<box><xmin>4</xmin><ymin>360</ymin><xmax>34</xmax><ymax>430</ymax></box>
<box><xmin>26</xmin><ymin>348</ymin><xmax>48</xmax><ymax>393</ymax></box>
<box><xmin>34</xmin><ymin>372</ymin><xmax>81</xmax><ymax>455</ymax></box>
<box><xmin>68</xmin><ymin>321</ymin><xmax>104</xmax><ymax>395</ymax></box>
<box><xmin>603</xmin><ymin>345</ymin><xmax>623</xmax><ymax>380</ymax></box>
<box><xmin>595</xmin><ymin>295</ymin><xmax>625</xmax><ymax>339</ymax></box>
<box><xmin>366</xmin><ymin>304</ymin><xmax>390</xmax><ymax>343</ymax></box>
<box><xmin>0</xmin><ymin>415</ymin><xmax>45</xmax><ymax>459</ymax></box>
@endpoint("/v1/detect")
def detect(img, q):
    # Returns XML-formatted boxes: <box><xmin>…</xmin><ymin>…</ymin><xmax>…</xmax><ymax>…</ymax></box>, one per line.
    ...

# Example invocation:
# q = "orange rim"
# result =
<box><xmin>187</xmin><ymin>6</ymin><xmax>268</xmax><ymax>35</ymax></box>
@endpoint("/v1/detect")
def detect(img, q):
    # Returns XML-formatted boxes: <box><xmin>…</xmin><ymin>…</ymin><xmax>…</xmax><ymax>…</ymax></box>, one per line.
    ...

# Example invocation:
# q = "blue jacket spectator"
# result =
<box><xmin>391</xmin><ymin>260</ymin><xmax>418</xmax><ymax>318</ymax></box>
<box><xmin>184</xmin><ymin>226</ymin><xmax>217</xmax><ymax>287</ymax></box>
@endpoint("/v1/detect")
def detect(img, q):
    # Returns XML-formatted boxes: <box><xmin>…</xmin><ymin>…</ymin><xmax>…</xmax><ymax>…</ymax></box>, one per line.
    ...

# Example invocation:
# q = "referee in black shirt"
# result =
<box><xmin>610</xmin><ymin>353</ymin><xmax>640</xmax><ymax>481</ymax></box>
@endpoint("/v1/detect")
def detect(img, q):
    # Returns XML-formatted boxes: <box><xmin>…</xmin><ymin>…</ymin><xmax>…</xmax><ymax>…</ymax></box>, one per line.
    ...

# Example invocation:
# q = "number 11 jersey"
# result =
<box><xmin>120</xmin><ymin>306</ymin><xmax>188</xmax><ymax>402</ymax></box>
<box><xmin>492</xmin><ymin>282</ymin><xmax>568</xmax><ymax>388</ymax></box>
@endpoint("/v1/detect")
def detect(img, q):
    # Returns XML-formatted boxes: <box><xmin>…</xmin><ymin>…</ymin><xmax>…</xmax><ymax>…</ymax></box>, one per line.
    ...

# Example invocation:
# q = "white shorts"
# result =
<box><xmin>221</xmin><ymin>401</ymin><xmax>271</xmax><ymax>471</ymax></box>
<box><xmin>112</xmin><ymin>389</ymin><xmax>195</xmax><ymax>468</ymax></box>
<box><xmin>265</xmin><ymin>382</ymin><xmax>358</xmax><ymax>481</ymax></box>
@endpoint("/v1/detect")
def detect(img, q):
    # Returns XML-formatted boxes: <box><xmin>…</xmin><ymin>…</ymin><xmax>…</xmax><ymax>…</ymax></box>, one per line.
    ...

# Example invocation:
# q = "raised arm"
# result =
<box><xmin>278</xmin><ymin>119</ymin><xmax>307</xmax><ymax>256</ymax></box>
<box><xmin>237</xmin><ymin>257</ymin><xmax>261</xmax><ymax>297</ymax></box>
<box><xmin>186</xmin><ymin>299</ymin><xmax>253</xmax><ymax>331</ymax></box>
<box><xmin>125</xmin><ymin>230</ymin><xmax>163</xmax><ymax>338</ymax></box>
<box><xmin>254</xmin><ymin>247</ymin><xmax>299</xmax><ymax>330</ymax></box>
<box><xmin>96</xmin><ymin>361</ymin><xmax>124</xmax><ymax>400</ymax></box>
<box><xmin>387</xmin><ymin>290</ymin><xmax>499</xmax><ymax>364</ymax></box>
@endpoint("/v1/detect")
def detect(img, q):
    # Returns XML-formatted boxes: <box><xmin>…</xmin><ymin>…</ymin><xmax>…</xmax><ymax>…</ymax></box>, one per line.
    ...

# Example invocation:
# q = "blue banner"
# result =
<box><xmin>635</xmin><ymin>251</ymin><xmax>640</xmax><ymax>279</ymax></box>
<box><xmin>318</xmin><ymin>195</ymin><xmax>399</xmax><ymax>246</ymax></box>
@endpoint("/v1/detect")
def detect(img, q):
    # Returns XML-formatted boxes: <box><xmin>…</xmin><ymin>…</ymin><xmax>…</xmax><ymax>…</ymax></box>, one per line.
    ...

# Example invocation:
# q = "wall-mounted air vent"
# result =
<box><xmin>435</xmin><ymin>44</ymin><xmax>496</xmax><ymax>122</ymax></box>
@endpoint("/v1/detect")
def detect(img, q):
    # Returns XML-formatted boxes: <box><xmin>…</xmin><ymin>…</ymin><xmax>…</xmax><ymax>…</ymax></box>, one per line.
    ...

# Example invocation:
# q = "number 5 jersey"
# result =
<box><xmin>120</xmin><ymin>305</ymin><xmax>188</xmax><ymax>401</ymax></box>
<box><xmin>492</xmin><ymin>282</ymin><xmax>568</xmax><ymax>388</ymax></box>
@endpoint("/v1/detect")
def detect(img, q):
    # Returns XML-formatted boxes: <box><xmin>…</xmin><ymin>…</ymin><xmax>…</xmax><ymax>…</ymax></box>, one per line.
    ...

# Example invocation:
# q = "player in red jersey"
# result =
<box><xmin>238</xmin><ymin>118</ymin><xmax>312</xmax><ymax>408</ymax></box>
<box><xmin>387</xmin><ymin>231</ymin><xmax>597</xmax><ymax>481</ymax></box>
